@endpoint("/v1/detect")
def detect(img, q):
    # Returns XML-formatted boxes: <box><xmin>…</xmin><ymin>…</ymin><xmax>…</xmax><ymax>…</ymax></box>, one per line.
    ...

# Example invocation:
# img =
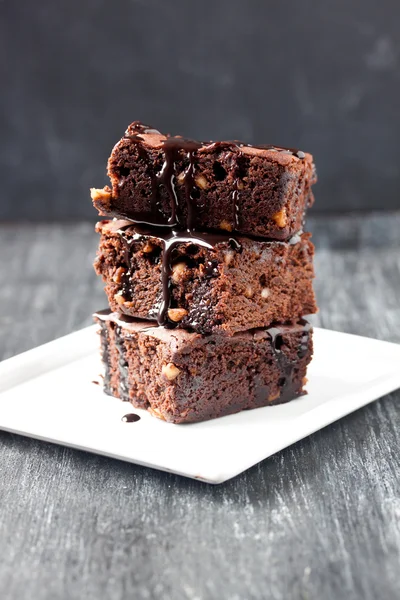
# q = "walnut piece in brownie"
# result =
<box><xmin>91</xmin><ymin>121</ymin><xmax>316</xmax><ymax>240</ymax></box>
<box><xmin>94</xmin><ymin>220</ymin><xmax>317</xmax><ymax>335</ymax></box>
<box><xmin>95</xmin><ymin>310</ymin><xmax>313</xmax><ymax>424</ymax></box>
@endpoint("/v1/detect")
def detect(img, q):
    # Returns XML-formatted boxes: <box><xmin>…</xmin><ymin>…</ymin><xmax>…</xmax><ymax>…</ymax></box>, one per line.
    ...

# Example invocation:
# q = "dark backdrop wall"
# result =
<box><xmin>1</xmin><ymin>0</ymin><xmax>399</xmax><ymax>220</ymax></box>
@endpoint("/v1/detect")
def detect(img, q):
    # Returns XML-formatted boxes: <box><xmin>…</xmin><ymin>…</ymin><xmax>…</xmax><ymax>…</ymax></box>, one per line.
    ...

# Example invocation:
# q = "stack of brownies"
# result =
<box><xmin>91</xmin><ymin>122</ymin><xmax>317</xmax><ymax>423</ymax></box>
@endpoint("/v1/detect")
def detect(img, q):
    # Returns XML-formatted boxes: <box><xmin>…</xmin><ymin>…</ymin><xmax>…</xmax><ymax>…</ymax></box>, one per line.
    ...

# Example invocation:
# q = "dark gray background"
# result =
<box><xmin>1</xmin><ymin>0</ymin><xmax>400</xmax><ymax>220</ymax></box>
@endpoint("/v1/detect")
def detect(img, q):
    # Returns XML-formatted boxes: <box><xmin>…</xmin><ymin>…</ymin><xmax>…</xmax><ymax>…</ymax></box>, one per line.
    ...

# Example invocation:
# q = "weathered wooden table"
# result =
<box><xmin>0</xmin><ymin>214</ymin><xmax>399</xmax><ymax>600</ymax></box>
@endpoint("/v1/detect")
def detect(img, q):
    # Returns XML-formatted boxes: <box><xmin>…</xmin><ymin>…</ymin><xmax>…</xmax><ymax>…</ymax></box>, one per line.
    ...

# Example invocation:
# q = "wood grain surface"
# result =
<box><xmin>0</xmin><ymin>214</ymin><xmax>399</xmax><ymax>600</ymax></box>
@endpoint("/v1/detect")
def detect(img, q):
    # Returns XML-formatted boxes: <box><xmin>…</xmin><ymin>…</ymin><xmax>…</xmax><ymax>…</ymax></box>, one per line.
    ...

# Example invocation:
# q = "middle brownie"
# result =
<box><xmin>95</xmin><ymin>220</ymin><xmax>317</xmax><ymax>335</ymax></box>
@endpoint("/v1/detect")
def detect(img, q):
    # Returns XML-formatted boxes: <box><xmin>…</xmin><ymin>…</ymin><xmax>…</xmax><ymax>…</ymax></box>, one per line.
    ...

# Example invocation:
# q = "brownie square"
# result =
<box><xmin>94</xmin><ymin>220</ymin><xmax>317</xmax><ymax>335</ymax></box>
<box><xmin>91</xmin><ymin>121</ymin><xmax>316</xmax><ymax>240</ymax></box>
<box><xmin>95</xmin><ymin>310</ymin><xmax>313</xmax><ymax>424</ymax></box>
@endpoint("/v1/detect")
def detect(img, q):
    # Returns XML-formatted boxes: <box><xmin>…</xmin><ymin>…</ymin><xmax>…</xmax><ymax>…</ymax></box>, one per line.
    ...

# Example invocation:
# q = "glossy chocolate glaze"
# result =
<box><xmin>121</xmin><ymin>413</ymin><xmax>141</xmax><ymax>423</ymax></box>
<box><xmin>116</xmin><ymin>223</ymin><xmax>242</xmax><ymax>326</ymax></box>
<box><xmin>264</xmin><ymin>318</ymin><xmax>312</xmax><ymax>403</ymax></box>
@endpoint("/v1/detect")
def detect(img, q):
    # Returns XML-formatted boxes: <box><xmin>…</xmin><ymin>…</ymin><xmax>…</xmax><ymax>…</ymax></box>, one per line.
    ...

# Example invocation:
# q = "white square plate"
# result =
<box><xmin>0</xmin><ymin>326</ymin><xmax>399</xmax><ymax>484</ymax></box>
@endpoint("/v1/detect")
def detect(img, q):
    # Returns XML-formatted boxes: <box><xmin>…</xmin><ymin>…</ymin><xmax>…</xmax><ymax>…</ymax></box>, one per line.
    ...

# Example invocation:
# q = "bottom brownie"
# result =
<box><xmin>94</xmin><ymin>310</ymin><xmax>313</xmax><ymax>424</ymax></box>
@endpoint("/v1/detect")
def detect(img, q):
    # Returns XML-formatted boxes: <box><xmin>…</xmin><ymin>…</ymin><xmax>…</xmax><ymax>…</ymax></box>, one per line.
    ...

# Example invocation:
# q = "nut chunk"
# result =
<box><xmin>94</xmin><ymin>310</ymin><xmax>314</xmax><ymax>424</ymax></box>
<box><xmin>90</xmin><ymin>187</ymin><xmax>113</xmax><ymax>213</ymax></box>
<box><xmin>162</xmin><ymin>363</ymin><xmax>181</xmax><ymax>380</ymax></box>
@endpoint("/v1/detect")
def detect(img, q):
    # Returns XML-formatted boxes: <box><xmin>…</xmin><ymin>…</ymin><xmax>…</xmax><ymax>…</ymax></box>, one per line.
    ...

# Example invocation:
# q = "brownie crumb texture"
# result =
<box><xmin>91</xmin><ymin>121</ymin><xmax>316</xmax><ymax>240</ymax></box>
<box><xmin>94</xmin><ymin>311</ymin><xmax>313</xmax><ymax>424</ymax></box>
<box><xmin>91</xmin><ymin>122</ymin><xmax>317</xmax><ymax>423</ymax></box>
<box><xmin>94</xmin><ymin>221</ymin><xmax>317</xmax><ymax>334</ymax></box>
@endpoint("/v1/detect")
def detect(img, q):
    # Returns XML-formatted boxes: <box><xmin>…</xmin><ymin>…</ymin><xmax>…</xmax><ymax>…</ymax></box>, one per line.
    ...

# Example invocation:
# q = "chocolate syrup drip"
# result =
<box><xmin>297</xmin><ymin>318</ymin><xmax>312</xmax><ymax>360</ymax></box>
<box><xmin>254</xmin><ymin>320</ymin><xmax>311</xmax><ymax>405</ymax></box>
<box><xmin>232</xmin><ymin>152</ymin><xmax>242</xmax><ymax>230</ymax></box>
<box><xmin>232</xmin><ymin>181</ymin><xmax>241</xmax><ymax>230</ymax></box>
<box><xmin>125</xmin><ymin>125</ymin><xmax>202</xmax><ymax>228</ymax></box>
<box><xmin>204</xmin><ymin>259</ymin><xmax>219</xmax><ymax>278</ymax></box>
<box><xmin>98</xmin><ymin>321</ymin><xmax>111</xmax><ymax>392</ymax></box>
<box><xmin>117</xmin><ymin>224</ymin><xmax>240</xmax><ymax>326</ymax></box>
<box><xmin>121</xmin><ymin>413</ymin><xmax>141</xmax><ymax>423</ymax></box>
<box><xmin>158</xmin><ymin>137</ymin><xmax>202</xmax><ymax>227</ymax></box>
<box><xmin>114</xmin><ymin>325</ymin><xmax>130</xmax><ymax>401</ymax></box>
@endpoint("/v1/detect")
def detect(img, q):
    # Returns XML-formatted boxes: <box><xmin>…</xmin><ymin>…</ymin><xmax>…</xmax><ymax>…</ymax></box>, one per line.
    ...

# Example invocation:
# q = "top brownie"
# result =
<box><xmin>91</xmin><ymin>122</ymin><xmax>316</xmax><ymax>240</ymax></box>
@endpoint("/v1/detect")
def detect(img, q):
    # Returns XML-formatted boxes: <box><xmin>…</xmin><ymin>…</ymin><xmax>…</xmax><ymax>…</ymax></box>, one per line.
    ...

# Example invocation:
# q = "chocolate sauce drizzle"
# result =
<box><xmin>119</xmin><ymin>122</ymin><xmax>305</xmax><ymax>326</ymax></box>
<box><xmin>125</xmin><ymin>123</ymin><xmax>203</xmax><ymax>228</ymax></box>
<box><xmin>121</xmin><ymin>413</ymin><xmax>141</xmax><ymax>423</ymax></box>
<box><xmin>267</xmin><ymin>318</ymin><xmax>312</xmax><ymax>403</ymax></box>
<box><xmin>158</xmin><ymin>137</ymin><xmax>203</xmax><ymax>228</ymax></box>
<box><xmin>117</xmin><ymin>223</ymin><xmax>241</xmax><ymax>326</ymax></box>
